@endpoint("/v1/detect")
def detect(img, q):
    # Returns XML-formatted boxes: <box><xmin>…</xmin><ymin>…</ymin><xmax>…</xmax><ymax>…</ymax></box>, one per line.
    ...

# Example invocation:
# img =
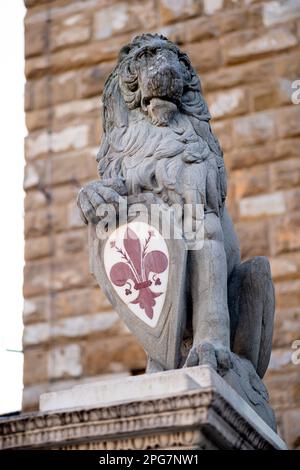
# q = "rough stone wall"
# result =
<box><xmin>23</xmin><ymin>0</ymin><xmax>300</xmax><ymax>448</ymax></box>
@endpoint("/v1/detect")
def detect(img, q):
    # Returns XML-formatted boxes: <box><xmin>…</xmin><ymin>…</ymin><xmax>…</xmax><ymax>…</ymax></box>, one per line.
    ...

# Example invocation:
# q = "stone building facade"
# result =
<box><xmin>23</xmin><ymin>0</ymin><xmax>300</xmax><ymax>448</ymax></box>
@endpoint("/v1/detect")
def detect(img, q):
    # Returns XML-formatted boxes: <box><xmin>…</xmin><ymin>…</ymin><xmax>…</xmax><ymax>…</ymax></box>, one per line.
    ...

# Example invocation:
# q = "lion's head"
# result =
<box><xmin>97</xmin><ymin>34</ymin><xmax>226</xmax><ymax>212</ymax></box>
<box><xmin>117</xmin><ymin>33</ymin><xmax>208</xmax><ymax>125</ymax></box>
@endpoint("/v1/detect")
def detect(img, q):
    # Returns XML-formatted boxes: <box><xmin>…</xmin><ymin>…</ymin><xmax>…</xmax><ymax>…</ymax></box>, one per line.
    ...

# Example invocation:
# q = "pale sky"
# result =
<box><xmin>0</xmin><ymin>1</ymin><xmax>26</xmax><ymax>414</ymax></box>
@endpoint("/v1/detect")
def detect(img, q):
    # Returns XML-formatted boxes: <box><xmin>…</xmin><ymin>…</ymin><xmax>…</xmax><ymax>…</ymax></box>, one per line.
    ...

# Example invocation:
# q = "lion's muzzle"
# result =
<box><xmin>138</xmin><ymin>50</ymin><xmax>184</xmax><ymax>125</ymax></box>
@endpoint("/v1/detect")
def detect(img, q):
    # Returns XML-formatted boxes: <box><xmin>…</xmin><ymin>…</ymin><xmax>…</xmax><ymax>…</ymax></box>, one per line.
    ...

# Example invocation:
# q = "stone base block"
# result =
<box><xmin>0</xmin><ymin>367</ymin><xmax>287</xmax><ymax>450</ymax></box>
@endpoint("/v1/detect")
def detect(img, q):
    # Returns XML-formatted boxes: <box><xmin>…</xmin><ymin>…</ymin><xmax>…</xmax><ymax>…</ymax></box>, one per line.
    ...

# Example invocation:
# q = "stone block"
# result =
<box><xmin>50</xmin><ymin>13</ymin><xmax>91</xmax><ymax>51</ymax></box>
<box><xmin>227</xmin><ymin>138</ymin><xmax>300</xmax><ymax>170</ymax></box>
<box><xmin>273</xmin><ymin>306</ymin><xmax>300</xmax><ymax>349</ymax></box>
<box><xmin>203</xmin><ymin>0</ymin><xmax>223</xmax><ymax>16</ymax></box>
<box><xmin>207</xmin><ymin>87</ymin><xmax>248</xmax><ymax>119</ymax></box>
<box><xmin>82</xmin><ymin>334</ymin><xmax>146</xmax><ymax>376</ymax></box>
<box><xmin>23</xmin><ymin>312</ymin><xmax>122</xmax><ymax>347</ymax></box>
<box><xmin>50</xmin><ymin>287</ymin><xmax>113</xmax><ymax>319</ymax></box>
<box><xmin>159</xmin><ymin>0</ymin><xmax>202</xmax><ymax>25</ymax></box>
<box><xmin>211</xmin><ymin>120</ymin><xmax>233</xmax><ymax>151</ymax></box>
<box><xmin>51</xmin><ymin>71</ymin><xmax>78</xmax><ymax>105</ymax></box>
<box><xmin>265</xmin><ymin>369</ymin><xmax>300</xmax><ymax>410</ymax></box>
<box><xmin>222</xmin><ymin>27</ymin><xmax>298</xmax><ymax>64</ymax></box>
<box><xmin>24</xmin><ymin>206</ymin><xmax>67</xmax><ymax>238</ymax></box>
<box><xmin>25</xmin><ymin>20</ymin><xmax>46</xmax><ymax>58</ymax></box>
<box><xmin>48</xmin><ymin>344</ymin><xmax>82</xmax><ymax>379</ymax></box>
<box><xmin>270</xmin><ymin>212</ymin><xmax>300</xmax><ymax>255</ymax></box>
<box><xmin>263</xmin><ymin>0</ymin><xmax>300</xmax><ymax>27</ymax></box>
<box><xmin>282</xmin><ymin>408</ymin><xmax>300</xmax><ymax>449</ymax></box>
<box><xmin>184</xmin><ymin>39</ymin><xmax>222</xmax><ymax>73</ymax></box>
<box><xmin>239</xmin><ymin>192</ymin><xmax>286</xmax><ymax>218</ymax></box>
<box><xmin>22</xmin><ymin>372</ymin><xmax>130</xmax><ymax>412</ymax></box>
<box><xmin>234</xmin><ymin>164</ymin><xmax>269</xmax><ymax>199</ymax></box>
<box><xmin>236</xmin><ymin>219</ymin><xmax>270</xmax><ymax>259</ymax></box>
<box><xmin>23</xmin><ymin>252</ymin><xmax>91</xmax><ymax>298</ymax></box>
<box><xmin>232</xmin><ymin>111</ymin><xmax>276</xmax><ymax>147</ymax></box>
<box><xmin>277</xmin><ymin>105</ymin><xmax>300</xmax><ymax>139</ymax></box>
<box><xmin>275</xmin><ymin>279</ymin><xmax>300</xmax><ymax>310</ymax></box>
<box><xmin>25</xmin><ymin>34</ymin><xmax>133</xmax><ymax>78</ymax></box>
<box><xmin>0</xmin><ymin>366</ymin><xmax>283</xmax><ymax>450</ymax></box>
<box><xmin>23</xmin><ymin>347</ymin><xmax>49</xmax><ymax>386</ymax></box>
<box><xmin>77</xmin><ymin>63</ymin><xmax>114</xmax><ymax>98</ymax></box>
<box><xmin>270</xmin><ymin>158</ymin><xmax>300</xmax><ymax>191</ymax></box>
<box><xmin>25</xmin><ymin>124</ymin><xmax>90</xmax><ymax>160</ymax></box>
<box><xmin>25</xmin><ymin>235</ymin><xmax>52</xmax><ymax>261</ymax></box>
<box><xmin>23</xmin><ymin>296</ymin><xmax>51</xmax><ymax>325</ymax></box>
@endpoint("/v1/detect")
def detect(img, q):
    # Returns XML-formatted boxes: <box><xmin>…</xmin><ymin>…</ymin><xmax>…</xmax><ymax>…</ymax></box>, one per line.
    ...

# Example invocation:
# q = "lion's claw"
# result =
<box><xmin>77</xmin><ymin>178</ymin><xmax>127</xmax><ymax>225</ymax></box>
<box><xmin>184</xmin><ymin>341</ymin><xmax>232</xmax><ymax>374</ymax></box>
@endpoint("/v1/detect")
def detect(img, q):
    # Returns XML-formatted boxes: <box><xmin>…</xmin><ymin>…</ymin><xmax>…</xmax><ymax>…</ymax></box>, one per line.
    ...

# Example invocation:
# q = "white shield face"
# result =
<box><xmin>104</xmin><ymin>221</ymin><xmax>169</xmax><ymax>328</ymax></box>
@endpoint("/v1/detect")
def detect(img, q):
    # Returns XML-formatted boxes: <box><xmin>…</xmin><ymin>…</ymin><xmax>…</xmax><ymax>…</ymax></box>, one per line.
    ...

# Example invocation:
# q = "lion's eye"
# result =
<box><xmin>138</xmin><ymin>48</ymin><xmax>155</xmax><ymax>60</ymax></box>
<box><xmin>140</xmin><ymin>51</ymin><xmax>147</xmax><ymax>58</ymax></box>
<box><xmin>128</xmin><ymin>80</ymin><xmax>138</xmax><ymax>92</ymax></box>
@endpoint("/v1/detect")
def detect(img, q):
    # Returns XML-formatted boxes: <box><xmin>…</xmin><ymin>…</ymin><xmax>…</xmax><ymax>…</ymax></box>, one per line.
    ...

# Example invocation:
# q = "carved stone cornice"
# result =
<box><xmin>0</xmin><ymin>387</ymin><xmax>286</xmax><ymax>450</ymax></box>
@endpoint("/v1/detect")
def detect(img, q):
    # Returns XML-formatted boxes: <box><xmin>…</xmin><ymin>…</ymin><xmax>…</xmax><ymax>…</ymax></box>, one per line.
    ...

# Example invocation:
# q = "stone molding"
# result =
<box><xmin>0</xmin><ymin>387</ymin><xmax>286</xmax><ymax>450</ymax></box>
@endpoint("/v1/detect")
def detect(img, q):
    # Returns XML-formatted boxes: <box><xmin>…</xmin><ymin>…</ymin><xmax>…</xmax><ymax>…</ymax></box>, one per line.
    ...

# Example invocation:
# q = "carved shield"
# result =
<box><xmin>88</xmin><ymin>197</ymin><xmax>187</xmax><ymax>370</ymax></box>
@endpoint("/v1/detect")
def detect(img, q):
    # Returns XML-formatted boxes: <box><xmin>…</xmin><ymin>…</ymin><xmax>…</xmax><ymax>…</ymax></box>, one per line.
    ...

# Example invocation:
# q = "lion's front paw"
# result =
<box><xmin>184</xmin><ymin>341</ymin><xmax>232</xmax><ymax>374</ymax></box>
<box><xmin>77</xmin><ymin>178</ymin><xmax>127</xmax><ymax>224</ymax></box>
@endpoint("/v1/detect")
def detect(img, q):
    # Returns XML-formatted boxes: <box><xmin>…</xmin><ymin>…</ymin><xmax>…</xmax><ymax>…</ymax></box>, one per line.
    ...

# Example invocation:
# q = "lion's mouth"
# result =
<box><xmin>141</xmin><ymin>95</ymin><xmax>179</xmax><ymax>113</ymax></box>
<box><xmin>142</xmin><ymin>96</ymin><xmax>178</xmax><ymax>126</ymax></box>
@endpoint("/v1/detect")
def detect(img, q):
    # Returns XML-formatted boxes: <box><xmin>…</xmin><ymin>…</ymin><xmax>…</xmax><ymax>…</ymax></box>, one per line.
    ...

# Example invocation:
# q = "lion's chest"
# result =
<box><xmin>121</xmin><ymin>114</ymin><xmax>212</xmax><ymax>200</ymax></box>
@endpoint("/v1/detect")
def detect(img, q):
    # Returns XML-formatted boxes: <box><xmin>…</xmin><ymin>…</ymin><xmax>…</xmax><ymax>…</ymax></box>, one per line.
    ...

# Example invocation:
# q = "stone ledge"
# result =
<box><xmin>0</xmin><ymin>367</ymin><xmax>287</xmax><ymax>450</ymax></box>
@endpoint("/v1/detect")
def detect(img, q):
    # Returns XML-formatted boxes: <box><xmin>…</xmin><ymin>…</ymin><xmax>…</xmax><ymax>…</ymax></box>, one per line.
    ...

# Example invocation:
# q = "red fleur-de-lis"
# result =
<box><xmin>109</xmin><ymin>226</ymin><xmax>168</xmax><ymax>319</ymax></box>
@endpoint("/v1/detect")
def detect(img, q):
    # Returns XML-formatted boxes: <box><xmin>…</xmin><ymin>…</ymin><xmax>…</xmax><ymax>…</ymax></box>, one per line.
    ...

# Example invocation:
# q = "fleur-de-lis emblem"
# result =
<box><xmin>109</xmin><ymin>227</ymin><xmax>168</xmax><ymax>319</ymax></box>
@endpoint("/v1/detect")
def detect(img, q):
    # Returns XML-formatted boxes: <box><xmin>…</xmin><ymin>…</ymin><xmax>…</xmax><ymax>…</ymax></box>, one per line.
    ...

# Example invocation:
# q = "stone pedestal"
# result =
<box><xmin>0</xmin><ymin>367</ymin><xmax>286</xmax><ymax>450</ymax></box>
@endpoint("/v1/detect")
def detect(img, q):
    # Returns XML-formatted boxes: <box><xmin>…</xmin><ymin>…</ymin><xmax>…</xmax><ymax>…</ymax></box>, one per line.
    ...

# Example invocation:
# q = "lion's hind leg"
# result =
<box><xmin>228</xmin><ymin>256</ymin><xmax>275</xmax><ymax>378</ymax></box>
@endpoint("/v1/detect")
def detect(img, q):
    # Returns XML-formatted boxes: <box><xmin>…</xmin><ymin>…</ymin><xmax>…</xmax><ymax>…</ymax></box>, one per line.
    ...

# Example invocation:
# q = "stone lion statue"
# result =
<box><xmin>78</xmin><ymin>34</ymin><xmax>276</xmax><ymax>427</ymax></box>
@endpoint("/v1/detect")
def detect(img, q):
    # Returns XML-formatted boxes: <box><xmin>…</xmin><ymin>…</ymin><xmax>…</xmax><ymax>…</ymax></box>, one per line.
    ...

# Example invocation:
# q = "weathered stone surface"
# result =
<box><xmin>94</xmin><ymin>1</ymin><xmax>156</xmax><ymax>40</ymax></box>
<box><xmin>24</xmin><ymin>347</ymin><xmax>49</xmax><ymax>386</ymax></box>
<box><xmin>50</xmin><ymin>13</ymin><xmax>91</xmax><ymax>51</ymax></box>
<box><xmin>77</xmin><ymin>63</ymin><xmax>113</xmax><ymax>98</ymax></box>
<box><xmin>211</xmin><ymin>120</ymin><xmax>233</xmax><ymax>151</ymax></box>
<box><xmin>275</xmin><ymin>279</ymin><xmax>300</xmax><ymax>310</ymax></box>
<box><xmin>236</xmin><ymin>219</ymin><xmax>270</xmax><ymax>258</ymax></box>
<box><xmin>23</xmin><ymin>312</ymin><xmax>123</xmax><ymax>347</ymax></box>
<box><xmin>270</xmin><ymin>158</ymin><xmax>300</xmax><ymax>191</ymax></box>
<box><xmin>1</xmin><ymin>366</ymin><xmax>287</xmax><ymax>450</ymax></box>
<box><xmin>21</xmin><ymin>0</ymin><xmax>300</xmax><ymax>448</ymax></box>
<box><xmin>282</xmin><ymin>408</ymin><xmax>300</xmax><ymax>449</ymax></box>
<box><xmin>22</xmin><ymin>372</ymin><xmax>130</xmax><ymax>412</ymax></box>
<box><xmin>270</xmin><ymin>212</ymin><xmax>300</xmax><ymax>255</ymax></box>
<box><xmin>239</xmin><ymin>192</ymin><xmax>286</xmax><ymax>218</ymax></box>
<box><xmin>23</xmin><ymin>253</ymin><xmax>91</xmax><ymax>297</ymax></box>
<box><xmin>159</xmin><ymin>0</ymin><xmax>202</xmax><ymax>25</ymax></box>
<box><xmin>184</xmin><ymin>39</ymin><xmax>222</xmax><ymax>72</ymax></box>
<box><xmin>25</xmin><ymin>20</ymin><xmax>46</xmax><ymax>58</ymax></box>
<box><xmin>232</xmin><ymin>111</ymin><xmax>277</xmax><ymax>147</ymax></box>
<box><xmin>227</xmin><ymin>138</ymin><xmax>300</xmax><ymax>170</ymax></box>
<box><xmin>25</xmin><ymin>124</ymin><xmax>90</xmax><ymax>160</ymax></box>
<box><xmin>0</xmin><ymin>372</ymin><xmax>286</xmax><ymax>450</ymax></box>
<box><xmin>76</xmin><ymin>34</ymin><xmax>278</xmax><ymax>439</ymax></box>
<box><xmin>222</xmin><ymin>27</ymin><xmax>298</xmax><ymax>64</ymax></box>
<box><xmin>234</xmin><ymin>164</ymin><xmax>269</xmax><ymax>199</ymax></box>
<box><xmin>276</xmin><ymin>105</ymin><xmax>300</xmax><ymax>139</ymax></box>
<box><xmin>82</xmin><ymin>334</ymin><xmax>146</xmax><ymax>376</ymax></box>
<box><xmin>263</xmin><ymin>0</ymin><xmax>300</xmax><ymax>27</ymax></box>
<box><xmin>48</xmin><ymin>344</ymin><xmax>82</xmax><ymax>380</ymax></box>
<box><xmin>207</xmin><ymin>87</ymin><xmax>248</xmax><ymax>119</ymax></box>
